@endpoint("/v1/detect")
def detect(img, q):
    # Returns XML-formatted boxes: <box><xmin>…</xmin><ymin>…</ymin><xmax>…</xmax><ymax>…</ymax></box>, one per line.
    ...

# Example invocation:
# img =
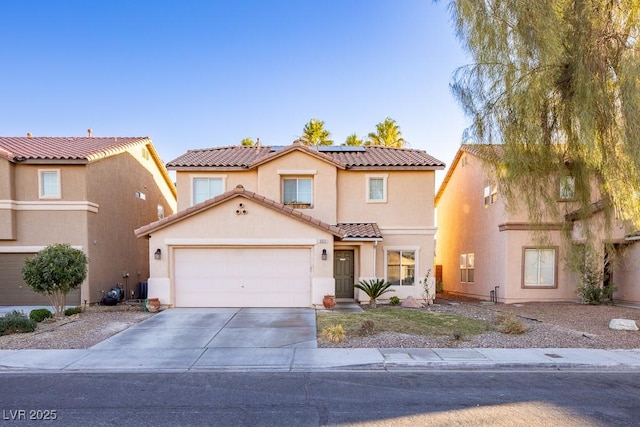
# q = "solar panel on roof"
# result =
<box><xmin>315</xmin><ymin>146</ymin><xmax>366</xmax><ymax>152</ymax></box>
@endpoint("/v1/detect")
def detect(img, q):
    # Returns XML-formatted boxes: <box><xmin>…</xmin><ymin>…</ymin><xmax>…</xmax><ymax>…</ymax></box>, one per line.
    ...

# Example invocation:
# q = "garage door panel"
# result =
<box><xmin>0</xmin><ymin>253</ymin><xmax>80</xmax><ymax>306</ymax></box>
<box><xmin>174</xmin><ymin>248</ymin><xmax>311</xmax><ymax>307</ymax></box>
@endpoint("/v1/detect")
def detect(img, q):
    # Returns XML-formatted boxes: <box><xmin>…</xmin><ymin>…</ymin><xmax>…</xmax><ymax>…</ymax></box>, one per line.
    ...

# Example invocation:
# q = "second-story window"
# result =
<box><xmin>483</xmin><ymin>184</ymin><xmax>497</xmax><ymax>207</ymax></box>
<box><xmin>366</xmin><ymin>174</ymin><xmax>388</xmax><ymax>203</ymax></box>
<box><xmin>283</xmin><ymin>178</ymin><xmax>312</xmax><ymax>207</ymax></box>
<box><xmin>39</xmin><ymin>169</ymin><xmax>60</xmax><ymax>199</ymax></box>
<box><xmin>193</xmin><ymin>177</ymin><xmax>223</xmax><ymax>205</ymax></box>
<box><xmin>559</xmin><ymin>176</ymin><xmax>575</xmax><ymax>200</ymax></box>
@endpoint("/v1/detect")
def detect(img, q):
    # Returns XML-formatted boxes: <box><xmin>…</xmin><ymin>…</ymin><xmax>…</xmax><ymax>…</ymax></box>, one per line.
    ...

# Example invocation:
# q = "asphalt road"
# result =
<box><xmin>0</xmin><ymin>370</ymin><xmax>638</xmax><ymax>426</ymax></box>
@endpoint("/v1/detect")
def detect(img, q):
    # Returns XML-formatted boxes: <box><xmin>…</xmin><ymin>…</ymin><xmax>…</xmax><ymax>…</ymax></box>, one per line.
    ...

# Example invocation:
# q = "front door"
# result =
<box><xmin>334</xmin><ymin>250</ymin><xmax>354</xmax><ymax>298</ymax></box>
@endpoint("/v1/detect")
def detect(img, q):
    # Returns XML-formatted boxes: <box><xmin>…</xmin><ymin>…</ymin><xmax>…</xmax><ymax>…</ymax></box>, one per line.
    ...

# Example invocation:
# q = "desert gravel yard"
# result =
<box><xmin>317</xmin><ymin>298</ymin><xmax>640</xmax><ymax>349</ymax></box>
<box><xmin>0</xmin><ymin>304</ymin><xmax>153</xmax><ymax>350</ymax></box>
<box><xmin>0</xmin><ymin>298</ymin><xmax>639</xmax><ymax>350</ymax></box>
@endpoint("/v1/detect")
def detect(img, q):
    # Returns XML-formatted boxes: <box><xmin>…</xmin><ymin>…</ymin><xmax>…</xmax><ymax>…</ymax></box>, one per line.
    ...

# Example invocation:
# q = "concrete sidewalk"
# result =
<box><xmin>1</xmin><ymin>347</ymin><xmax>639</xmax><ymax>372</ymax></box>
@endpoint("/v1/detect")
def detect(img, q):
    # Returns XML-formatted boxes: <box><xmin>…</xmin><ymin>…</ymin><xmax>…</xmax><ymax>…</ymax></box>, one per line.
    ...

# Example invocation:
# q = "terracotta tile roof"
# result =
<box><xmin>0</xmin><ymin>136</ymin><xmax>151</xmax><ymax>162</ymax></box>
<box><xmin>329</xmin><ymin>146</ymin><xmax>444</xmax><ymax>168</ymax></box>
<box><xmin>247</xmin><ymin>141</ymin><xmax>347</xmax><ymax>169</ymax></box>
<box><xmin>338</xmin><ymin>223</ymin><xmax>382</xmax><ymax>240</ymax></box>
<box><xmin>166</xmin><ymin>145</ymin><xmax>273</xmax><ymax>168</ymax></box>
<box><xmin>167</xmin><ymin>142</ymin><xmax>444</xmax><ymax>170</ymax></box>
<box><xmin>135</xmin><ymin>185</ymin><xmax>345</xmax><ymax>238</ymax></box>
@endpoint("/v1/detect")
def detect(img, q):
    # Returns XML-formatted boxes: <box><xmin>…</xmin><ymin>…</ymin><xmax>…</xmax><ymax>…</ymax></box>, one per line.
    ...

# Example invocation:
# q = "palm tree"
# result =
<box><xmin>366</xmin><ymin>117</ymin><xmax>406</xmax><ymax>148</ymax></box>
<box><xmin>240</xmin><ymin>137</ymin><xmax>255</xmax><ymax>146</ymax></box>
<box><xmin>300</xmin><ymin>119</ymin><xmax>333</xmax><ymax>146</ymax></box>
<box><xmin>354</xmin><ymin>278</ymin><xmax>394</xmax><ymax>308</ymax></box>
<box><xmin>343</xmin><ymin>133</ymin><xmax>363</xmax><ymax>146</ymax></box>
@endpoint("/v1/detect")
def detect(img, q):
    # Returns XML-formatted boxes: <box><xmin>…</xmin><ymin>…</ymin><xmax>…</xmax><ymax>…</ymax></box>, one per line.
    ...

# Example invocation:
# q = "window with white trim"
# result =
<box><xmin>157</xmin><ymin>204</ymin><xmax>165</xmax><ymax>220</ymax></box>
<box><xmin>559</xmin><ymin>176</ymin><xmax>575</xmax><ymax>200</ymax></box>
<box><xmin>483</xmin><ymin>185</ymin><xmax>497</xmax><ymax>207</ymax></box>
<box><xmin>366</xmin><ymin>174</ymin><xmax>388</xmax><ymax>203</ymax></box>
<box><xmin>523</xmin><ymin>247</ymin><xmax>557</xmax><ymax>288</ymax></box>
<box><xmin>283</xmin><ymin>177</ymin><xmax>313</xmax><ymax>206</ymax></box>
<box><xmin>460</xmin><ymin>253</ymin><xmax>474</xmax><ymax>283</ymax></box>
<box><xmin>39</xmin><ymin>169</ymin><xmax>60</xmax><ymax>199</ymax></box>
<box><xmin>386</xmin><ymin>249</ymin><xmax>416</xmax><ymax>286</ymax></box>
<box><xmin>192</xmin><ymin>177</ymin><xmax>224</xmax><ymax>205</ymax></box>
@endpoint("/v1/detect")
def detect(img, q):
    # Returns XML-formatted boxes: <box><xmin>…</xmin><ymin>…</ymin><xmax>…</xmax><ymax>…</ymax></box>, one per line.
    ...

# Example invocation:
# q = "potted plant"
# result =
<box><xmin>322</xmin><ymin>294</ymin><xmax>336</xmax><ymax>309</ymax></box>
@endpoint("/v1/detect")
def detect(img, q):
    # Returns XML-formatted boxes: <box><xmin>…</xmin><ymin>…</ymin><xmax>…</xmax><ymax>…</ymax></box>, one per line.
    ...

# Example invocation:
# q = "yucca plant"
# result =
<box><xmin>354</xmin><ymin>278</ymin><xmax>394</xmax><ymax>308</ymax></box>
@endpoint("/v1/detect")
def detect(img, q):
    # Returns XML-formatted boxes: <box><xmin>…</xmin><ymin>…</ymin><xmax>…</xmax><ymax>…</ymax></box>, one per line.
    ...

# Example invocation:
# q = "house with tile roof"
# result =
<box><xmin>135</xmin><ymin>141</ymin><xmax>444</xmax><ymax>307</ymax></box>
<box><xmin>436</xmin><ymin>144</ymin><xmax>640</xmax><ymax>304</ymax></box>
<box><xmin>0</xmin><ymin>134</ymin><xmax>177</xmax><ymax>306</ymax></box>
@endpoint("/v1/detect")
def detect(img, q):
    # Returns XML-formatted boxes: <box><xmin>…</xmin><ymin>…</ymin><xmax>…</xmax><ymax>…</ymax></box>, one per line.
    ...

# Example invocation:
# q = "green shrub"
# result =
<box><xmin>358</xmin><ymin>319</ymin><xmax>376</xmax><ymax>336</ymax></box>
<box><xmin>29</xmin><ymin>308</ymin><xmax>52</xmax><ymax>323</ymax></box>
<box><xmin>0</xmin><ymin>310</ymin><xmax>37</xmax><ymax>335</ymax></box>
<box><xmin>495</xmin><ymin>312</ymin><xmax>528</xmax><ymax>335</ymax></box>
<box><xmin>64</xmin><ymin>306</ymin><xmax>83</xmax><ymax>316</ymax></box>
<box><xmin>22</xmin><ymin>243</ymin><xmax>88</xmax><ymax>318</ymax></box>
<box><xmin>321</xmin><ymin>324</ymin><xmax>345</xmax><ymax>343</ymax></box>
<box><xmin>354</xmin><ymin>278</ymin><xmax>394</xmax><ymax>308</ymax></box>
<box><xmin>577</xmin><ymin>283</ymin><xmax>616</xmax><ymax>305</ymax></box>
<box><xmin>389</xmin><ymin>296</ymin><xmax>401</xmax><ymax>306</ymax></box>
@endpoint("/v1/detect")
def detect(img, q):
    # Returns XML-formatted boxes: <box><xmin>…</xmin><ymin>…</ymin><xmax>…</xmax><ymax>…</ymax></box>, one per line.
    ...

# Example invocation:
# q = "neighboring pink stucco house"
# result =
<box><xmin>135</xmin><ymin>141</ymin><xmax>444</xmax><ymax>307</ymax></box>
<box><xmin>436</xmin><ymin>144</ymin><xmax>640</xmax><ymax>305</ymax></box>
<box><xmin>0</xmin><ymin>134</ymin><xmax>177</xmax><ymax>305</ymax></box>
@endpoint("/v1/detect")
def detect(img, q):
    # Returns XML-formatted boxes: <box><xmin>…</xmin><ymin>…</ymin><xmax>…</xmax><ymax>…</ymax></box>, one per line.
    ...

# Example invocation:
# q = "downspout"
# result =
<box><xmin>373</xmin><ymin>240</ymin><xmax>378</xmax><ymax>278</ymax></box>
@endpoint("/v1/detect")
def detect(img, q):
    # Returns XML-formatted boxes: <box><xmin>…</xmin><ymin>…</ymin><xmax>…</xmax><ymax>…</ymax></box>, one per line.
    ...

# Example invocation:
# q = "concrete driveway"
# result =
<box><xmin>91</xmin><ymin>307</ymin><xmax>317</xmax><ymax>350</ymax></box>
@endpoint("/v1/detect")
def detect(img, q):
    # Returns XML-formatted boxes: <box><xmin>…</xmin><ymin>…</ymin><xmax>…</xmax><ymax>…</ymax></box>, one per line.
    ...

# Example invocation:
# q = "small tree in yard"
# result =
<box><xmin>22</xmin><ymin>243</ymin><xmax>88</xmax><ymax>317</ymax></box>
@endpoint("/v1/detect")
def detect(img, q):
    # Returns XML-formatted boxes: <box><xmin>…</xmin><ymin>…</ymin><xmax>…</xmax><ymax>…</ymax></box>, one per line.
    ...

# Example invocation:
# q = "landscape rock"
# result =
<box><xmin>401</xmin><ymin>296</ymin><xmax>423</xmax><ymax>308</ymax></box>
<box><xmin>608</xmin><ymin>319</ymin><xmax>638</xmax><ymax>331</ymax></box>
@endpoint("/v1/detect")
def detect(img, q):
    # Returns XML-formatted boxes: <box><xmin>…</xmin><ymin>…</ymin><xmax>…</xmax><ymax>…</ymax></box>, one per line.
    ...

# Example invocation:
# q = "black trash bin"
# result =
<box><xmin>138</xmin><ymin>282</ymin><xmax>148</xmax><ymax>300</ymax></box>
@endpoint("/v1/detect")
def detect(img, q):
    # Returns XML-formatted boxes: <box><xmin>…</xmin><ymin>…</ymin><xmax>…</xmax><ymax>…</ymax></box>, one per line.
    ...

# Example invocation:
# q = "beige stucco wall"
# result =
<box><xmin>86</xmin><ymin>147</ymin><xmax>176</xmax><ymax>303</ymax></box>
<box><xmin>175</xmin><ymin>170</ymin><xmax>257</xmax><ymax>211</ymax></box>
<box><xmin>337</xmin><ymin>170</ymin><xmax>436</xmax><ymax>227</ymax></box>
<box><xmin>146</xmin><ymin>196</ymin><xmax>335</xmax><ymax>306</ymax></box>
<box><xmin>0</xmin><ymin>159</ymin><xmax>16</xmax><ymax>240</ymax></box>
<box><xmin>256</xmin><ymin>151</ymin><xmax>338</xmax><ymax>224</ymax></box>
<box><xmin>14</xmin><ymin>164</ymin><xmax>88</xmax><ymax>201</ymax></box>
<box><xmin>436</xmin><ymin>151</ymin><xmax>579</xmax><ymax>303</ymax></box>
<box><xmin>612</xmin><ymin>241</ymin><xmax>640</xmax><ymax>304</ymax></box>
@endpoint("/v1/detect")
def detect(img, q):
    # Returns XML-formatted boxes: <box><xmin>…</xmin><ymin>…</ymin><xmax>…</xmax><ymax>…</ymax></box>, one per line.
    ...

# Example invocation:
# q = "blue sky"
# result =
<box><xmin>1</xmin><ymin>0</ymin><xmax>470</xmax><ymax>185</ymax></box>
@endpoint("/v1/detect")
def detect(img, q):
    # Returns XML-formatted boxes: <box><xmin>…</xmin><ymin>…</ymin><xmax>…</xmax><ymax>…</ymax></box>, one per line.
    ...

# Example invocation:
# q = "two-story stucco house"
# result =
<box><xmin>135</xmin><ymin>141</ymin><xmax>444</xmax><ymax>307</ymax></box>
<box><xmin>436</xmin><ymin>144</ymin><xmax>577</xmax><ymax>303</ymax></box>
<box><xmin>0</xmin><ymin>135</ymin><xmax>177</xmax><ymax>305</ymax></box>
<box><xmin>436</xmin><ymin>144</ymin><xmax>640</xmax><ymax>305</ymax></box>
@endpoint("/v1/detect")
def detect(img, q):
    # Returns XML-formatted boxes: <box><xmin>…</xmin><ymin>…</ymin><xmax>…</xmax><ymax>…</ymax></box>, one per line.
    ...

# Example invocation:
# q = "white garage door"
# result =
<box><xmin>174</xmin><ymin>247</ymin><xmax>311</xmax><ymax>307</ymax></box>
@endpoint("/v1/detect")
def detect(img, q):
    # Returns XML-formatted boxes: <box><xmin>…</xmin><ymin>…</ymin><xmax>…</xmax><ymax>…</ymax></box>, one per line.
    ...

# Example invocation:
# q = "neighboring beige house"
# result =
<box><xmin>135</xmin><ymin>141</ymin><xmax>444</xmax><ymax>307</ymax></box>
<box><xmin>0</xmin><ymin>135</ymin><xmax>177</xmax><ymax>305</ymax></box>
<box><xmin>436</xmin><ymin>144</ymin><xmax>640</xmax><ymax>305</ymax></box>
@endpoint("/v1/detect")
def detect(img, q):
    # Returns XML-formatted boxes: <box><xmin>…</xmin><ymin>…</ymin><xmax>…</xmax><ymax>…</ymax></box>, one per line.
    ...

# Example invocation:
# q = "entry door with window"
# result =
<box><xmin>334</xmin><ymin>250</ymin><xmax>354</xmax><ymax>298</ymax></box>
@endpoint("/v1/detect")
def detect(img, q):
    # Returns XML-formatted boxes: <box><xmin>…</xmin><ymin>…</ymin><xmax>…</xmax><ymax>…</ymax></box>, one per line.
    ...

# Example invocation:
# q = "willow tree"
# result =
<box><xmin>300</xmin><ymin>118</ymin><xmax>333</xmax><ymax>146</ymax></box>
<box><xmin>366</xmin><ymin>117</ymin><xmax>406</xmax><ymax>147</ymax></box>
<box><xmin>449</xmin><ymin>0</ymin><xmax>640</xmax><ymax>250</ymax></box>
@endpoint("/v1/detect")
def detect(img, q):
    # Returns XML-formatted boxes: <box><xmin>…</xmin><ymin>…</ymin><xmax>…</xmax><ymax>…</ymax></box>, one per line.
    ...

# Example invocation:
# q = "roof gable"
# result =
<box><xmin>248</xmin><ymin>141</ymin><xmax>346</xmax><ymax>169</ymax></box>
<box><xmin>135</xmin><ymin>184</ymin><xmax>344</xmax><ymax>238</ymax></box>
<box><xmin>0</xmin><ymin>136</ymin><xmax>153</xmax><ymax>162</ymax></box>
<box><xmin>0</xmin><ymin>136</ymin><xmax>177</xmax><ymax>199</ymax></box>
<box><xmin>435</xmin><ymin>144</ymin><xmax>501</xmax><ymax>204</ymax></box>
